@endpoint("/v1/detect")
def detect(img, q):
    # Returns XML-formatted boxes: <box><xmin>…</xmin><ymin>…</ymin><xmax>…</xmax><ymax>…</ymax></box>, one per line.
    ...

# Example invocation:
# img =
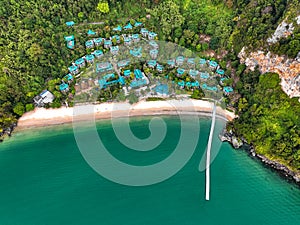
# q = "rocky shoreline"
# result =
<box><xmin>0</xmin><ymin>123</ymin><xmax>17</xmax><ymax>142</ymax></box>
<box><xmin>219</xmin><ymin>129</ymin><xmax>300</xmax><ymax>187</ymax></box>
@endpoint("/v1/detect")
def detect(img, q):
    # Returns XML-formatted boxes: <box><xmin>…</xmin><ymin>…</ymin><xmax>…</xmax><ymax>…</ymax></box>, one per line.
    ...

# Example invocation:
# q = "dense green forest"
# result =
<box><xmin>0</xmin><ymin>0</ymin><xmax>299</xmax><ymax>171</ymax></box>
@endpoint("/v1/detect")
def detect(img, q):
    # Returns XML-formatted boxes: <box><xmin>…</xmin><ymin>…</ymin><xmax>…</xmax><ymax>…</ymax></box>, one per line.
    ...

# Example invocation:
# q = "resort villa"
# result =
<box><xmin>96</xmin><ymin>62</ymin><xmax>113</xmax><ymax>73</ymax></box>
<box><xmin>33</xmin><ymin>90</ymin><xmax>55</xmax><ymax>107</ymax></box>
<box><xmin>85</xmin><ymin>40</ymin><xmax>94</xmax><ymax>48</ymax></box>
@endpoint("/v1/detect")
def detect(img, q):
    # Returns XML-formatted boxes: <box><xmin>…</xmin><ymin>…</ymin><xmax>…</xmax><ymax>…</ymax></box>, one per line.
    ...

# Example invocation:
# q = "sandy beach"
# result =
<box><xmin>17</xmin><ymin>100</ymin><xmax>236</xmax><ymax>130</ymax></box>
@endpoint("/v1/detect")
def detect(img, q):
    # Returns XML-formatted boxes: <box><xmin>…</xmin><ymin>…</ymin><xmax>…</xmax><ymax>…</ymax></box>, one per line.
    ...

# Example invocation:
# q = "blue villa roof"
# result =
<box><xmin>141</xmin><ymin>28</ymin><xmax>148</xmax><ymax>33</ymax></box>
<box><xmin>132</xmin><ymin>34</ymin><xmax>139</xmax><ymax>39</ymax></box>
<box><xmin>130</xmin><ymin>47</ymin><xmax>142</xmax><ymax>57</ymax></box>
<box><xmin>124</xmin><ymin>23</ymin><xmax>133</xmax><ymax>29</ymax></box>
<box><xmin>75</xmin><ymin>58</ymin><xmax>85</xmax><ymax>65</ymax></box>
<box><xmin>94</xmin><ymin>37</ymin><xmax>103</xmax><ymax>44</ymax></box>
<box><xmin>64</xmin><ymin>74</ymin><xmax>73</xmax><ymax>81</ymax></box>
<box><xmin>223</xmin><ymin>86</ymin><xmax>233</xmax><ymax>93</ymax></box>
<box><xmin>87</xmin><ymin>29</ymin><xmax>96</xmax><ymax>35</ymax></box>
<box><xmin>104</xmin><ymin>39</ymin><xmax>112</xmax><ymax>45</ymax></box>
<box><xmin>64</xmin><ymin>35</ymin><xmax>74</xmax><ymax>41</ymax></box>
<box><xmin>149</xmin><ymin>40</ymin><xmax>158</xmax><ymax>48</ymax></box>
<box><xmin>59</xmin><ymin>83</ymin><xmax>69</xmax><ymax>91</ymax></box>
<box><xmin>154</xmin><ymin>84</ymin><xmax>168</xmax><ymax>94</ymax></box>
<box><xmin>69</xmin><ymin>65</ymin><xmax>78</xmax><ymax>72</ymax></box>
<box><xmin>85</xmin><ymin>54</ymin><xmax>95</xmax><ymax>61</ymax></box>
<box><xmin>112</xmin><ymin>35</ymin><xmax>120</xmax><ymax>40</ymax></box>
<box><xmin>177</xmin><ymin>81</ymin><xmax>185</xmax><ymax>87</ymax></box>
<box><xmin>147</xmin><ymin>60</ymin><xmax>157</xmax><ymax>67</ymax></box>
<box><xmin>200</xmin><ymin>72</ymin><xmax>210</xmax><ymax>79</ymax></box>
<box><xmin>111</xmin><ymin>46</ymin><xmax>119</xmax><ymax>51</ymax></box>
<box><xmin>177</xmin><ymin>68</ymin><xmax>185</xmax><ymax>75</ymax></box>
<box><xmin>96</xmin><ymin>62</ymin><xmax>113</xmax><ymax>72</ymax></box>
<box><xmin>202</xmin><ymin>83</ymin><xmax>218</xmax><ymax>92</ymax></box>
<box><xmin>216</xmin><ymin>69</ymin><xmax>225</xmax><ymax>75</ymax></box>
<box><xmin>176</xmin><ymin>56</ymin><xmax>185</xmax><ymax>62</ymax></box>
<box><xmin>124</xmin><ymin>69</ymin><xmax>131</xmax><ymax>76</ymax></box>
<box><xmin>209</xmin><ymin>60</ymin><xmax>218</xmax><ymax>67</ymax></box>
<box><xmin>148</xmin><ymin>32</ymin><xmax>157</xmax><ymax>38</ymax></box>
<box><xmin>134</xmin><ymin>21</ymin><xmax>143</xmax><ymax>27</ymax></box>
<box><xmin>187</xmin><ymin>58</ymin><xmax>195</xmax><ymax>64</ymax></box>
<box><xmin>150</xmin><ymin>49</ymin><xmax>158</xmax><ymax>55</ymax></box>
<box><xmin>156</xmin><ymin>64</ymin><xmax>163</xmax><ymax>71</ymax></box>
<box><xmin>167</xmin><ymin>59</ymin><xmax>175</xmax><ymax>65</ymax></box>
<box><xmin>113</xmin><ymin>25</ymin><xmax>122</xmax><ymax>31</ymax></box>
<box><xmin>124</xmin><ymin>36</ymin><xmax>132</xmax><ymax>42</ymax></box>
<box><xmin>85</xmin><ymin>40</ymin><xmax>93</xmax><ymax>47</ymax></box>
<box><xmin>189</xmin><ymin>69</ymin><xmax>198</xmax><ymax>76</ymax></box>
<box><xmin>118</xmin><ymin>60</ymin><xmax>130</xmax><ymax>67</ymax></box>
<box><xmin>67</xmin><ymin>40</ymin><xmax>75</xmax><ymax>49</ymax></box>
<box><xmin>93</xmin><ymin>50</ymin><xmax>103</xmax><ymax>57</ymax></box>
<box><xmin>199</xmin><ymin>58</ymin><xmax>206</xmax><ymax>64</ymax></box>
<box><xmin>192</xmin><ymin>81</ymin><xmax>200</xmax><ymax>87</ymax></box>
<box><xmin>66</xmin><ymin>21</ymin><xmax>75</xmax><ymax>26</ymax></box>
<box><xmin>134</xmin><ymin>69</ymin><xmax>143</xmax><ymax>79</ymax></box>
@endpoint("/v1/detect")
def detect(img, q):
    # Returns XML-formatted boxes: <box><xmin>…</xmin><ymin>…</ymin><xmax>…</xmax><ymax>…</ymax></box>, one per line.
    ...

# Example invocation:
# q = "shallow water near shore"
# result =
<box><xmin>1</xmin><ymin>116</ymin><xmax>300</xmax><ymax>225</ymax></box>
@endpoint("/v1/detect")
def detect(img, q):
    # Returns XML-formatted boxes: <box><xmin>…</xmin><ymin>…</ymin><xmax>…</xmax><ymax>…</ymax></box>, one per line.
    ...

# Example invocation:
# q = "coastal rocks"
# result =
<box><xmin>0</xmin><ymin>122</ymin><xmax>17</xmax><ymax>142</ymax></box>
<box><xmin>219</xmin><ymin>129</ymin><xmax>300</xmax><ymax>186</ymax></box>
<box><xmin>219</xmin><ymin>129</ymin><xmax>243</xmax><ymax>149</ymax></box>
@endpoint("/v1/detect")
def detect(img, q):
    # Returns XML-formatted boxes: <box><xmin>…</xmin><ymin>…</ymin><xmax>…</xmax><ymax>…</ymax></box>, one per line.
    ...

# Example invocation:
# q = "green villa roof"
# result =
<box><xmin>85</xmin><ymin>40</ymin><xmax>93</xmax><ymax>46</ymax></box>
<box><xmin>216</xmin><ymin>69</ymin><xmax>225</xmax><ymax>75</ymax></box>
<box><xmin>141</xmin><ymin>28</ymin><xmax>148</xmax><ymax>33</ymax></box>
<box><xmin>64</xmin><ymin>35</ymin><xmax>74</xmax><ymax>41</ymax></box>
<box><xmin>69</xmin><ymin>65</ymin><xmax>78</xmax><ymax>72</ymax></box>
<box><xmin>59</xmin><ymin>83</ymin><xmax>69</xmax><ymax>91</ymax></box>
<box><xmin>64</xmin><ymin>74</ymin><xmax>73</xmax><ymax>80</ymax></box>
<box><xmin>199</xmin><ymin>58</ymin><xmax>206</xmax><ymax>64</ymax></box>
<box><xmin>124</xmin><ymin>23</ymin><xmax>133</xmax><ymax>29</ymax></box>
<box><xmin>93</xmin><ymin>50</ymin><xmax>103</xmax><ymax>56</ymax></box>
<box><xmin>75</xmin><ymin>58</ymin><xmax>85</xmax><ymax>65</ymax></box>
<box><xmin>134</xmin><ymin>21</ymin><xmax>143</xmax><ymax>27</ymax></box>
<box><xmin>113</xmin><ymin>25</ymin><xmax>122</xmax><ymax>31</ymax></box>
<box><xmin>209</xmin><ymin>60</ymin><xmax>218</xmax><ymax>67</ymax></box>
<box><xmin>200</xmin><ymin>72</ymin><xmax>210</xmax><ymax>79</ymax></box>
<box><xmin>94</xmin><ymin>38</ymin><xmax>103</xmax><ymax>44</ymax></box>
<box><xmin>189</xmin><ymin>69</ymin><xmax>198</xmax><ymax>76</ymax></box>
<box><xmin>66</xmin><ymin>21</ymin><xmax>75</xmax><ymax>26</ymax></box>
<box><xmin>147</xmin><ymin>60</ymin><xmax>157</xmax><ymax>67</ymax></box>
<box><xmin>223</xmin><ymin>86</ymin><xmax>233</xmax><ymax>93</ymax></box>
<box><xmin>177</xmin><ymin>68</ymin><xmax>185</xmax><ymax>75</ymax></box>
<box><xmin>132</xmin><ymin>34</ymin><xmax>139</xmax><ymax>39</ymax></box>
<box><xmin>124</xmin><ymin>69</ymin><xmax>131</xmax><ymax>76</ymax></box>
<box><xmin>87</xmin><ymin>29</ymin><xmax>96</xmax><ymax>35</ymax></box>
<box><xmin>85</xmin><ymin>54</ymin><xmax>94</xmax><ymax>61</ymax></box>
<box><xmin>177</xmin><ymin>81</ymin><xmax>185</xmax><ymax>87</ymax></box>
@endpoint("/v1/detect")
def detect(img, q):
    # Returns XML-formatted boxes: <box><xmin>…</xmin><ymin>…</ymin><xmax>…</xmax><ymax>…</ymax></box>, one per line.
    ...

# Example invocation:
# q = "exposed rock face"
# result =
<box><xmin>219</xmin><ymin>129</ymin><xmax>243</xmax><ymax>149</ymax></box>
<box><xmin>267</xmin><ymin>20</ymin><xmax>294</xmax><ymax>44</ymax></box>
<box><xmin>238</xmin><ymin>48</ymin><xmax>300</xmax><ymax>100</ymax></box>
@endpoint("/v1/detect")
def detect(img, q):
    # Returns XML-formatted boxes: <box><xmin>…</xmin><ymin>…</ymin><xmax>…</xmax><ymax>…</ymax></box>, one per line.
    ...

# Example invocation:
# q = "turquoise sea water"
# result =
<box><xmin>0</xmin><ymin>116</ymin><xmax>300</xmax><ymax>225</ymax></box>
